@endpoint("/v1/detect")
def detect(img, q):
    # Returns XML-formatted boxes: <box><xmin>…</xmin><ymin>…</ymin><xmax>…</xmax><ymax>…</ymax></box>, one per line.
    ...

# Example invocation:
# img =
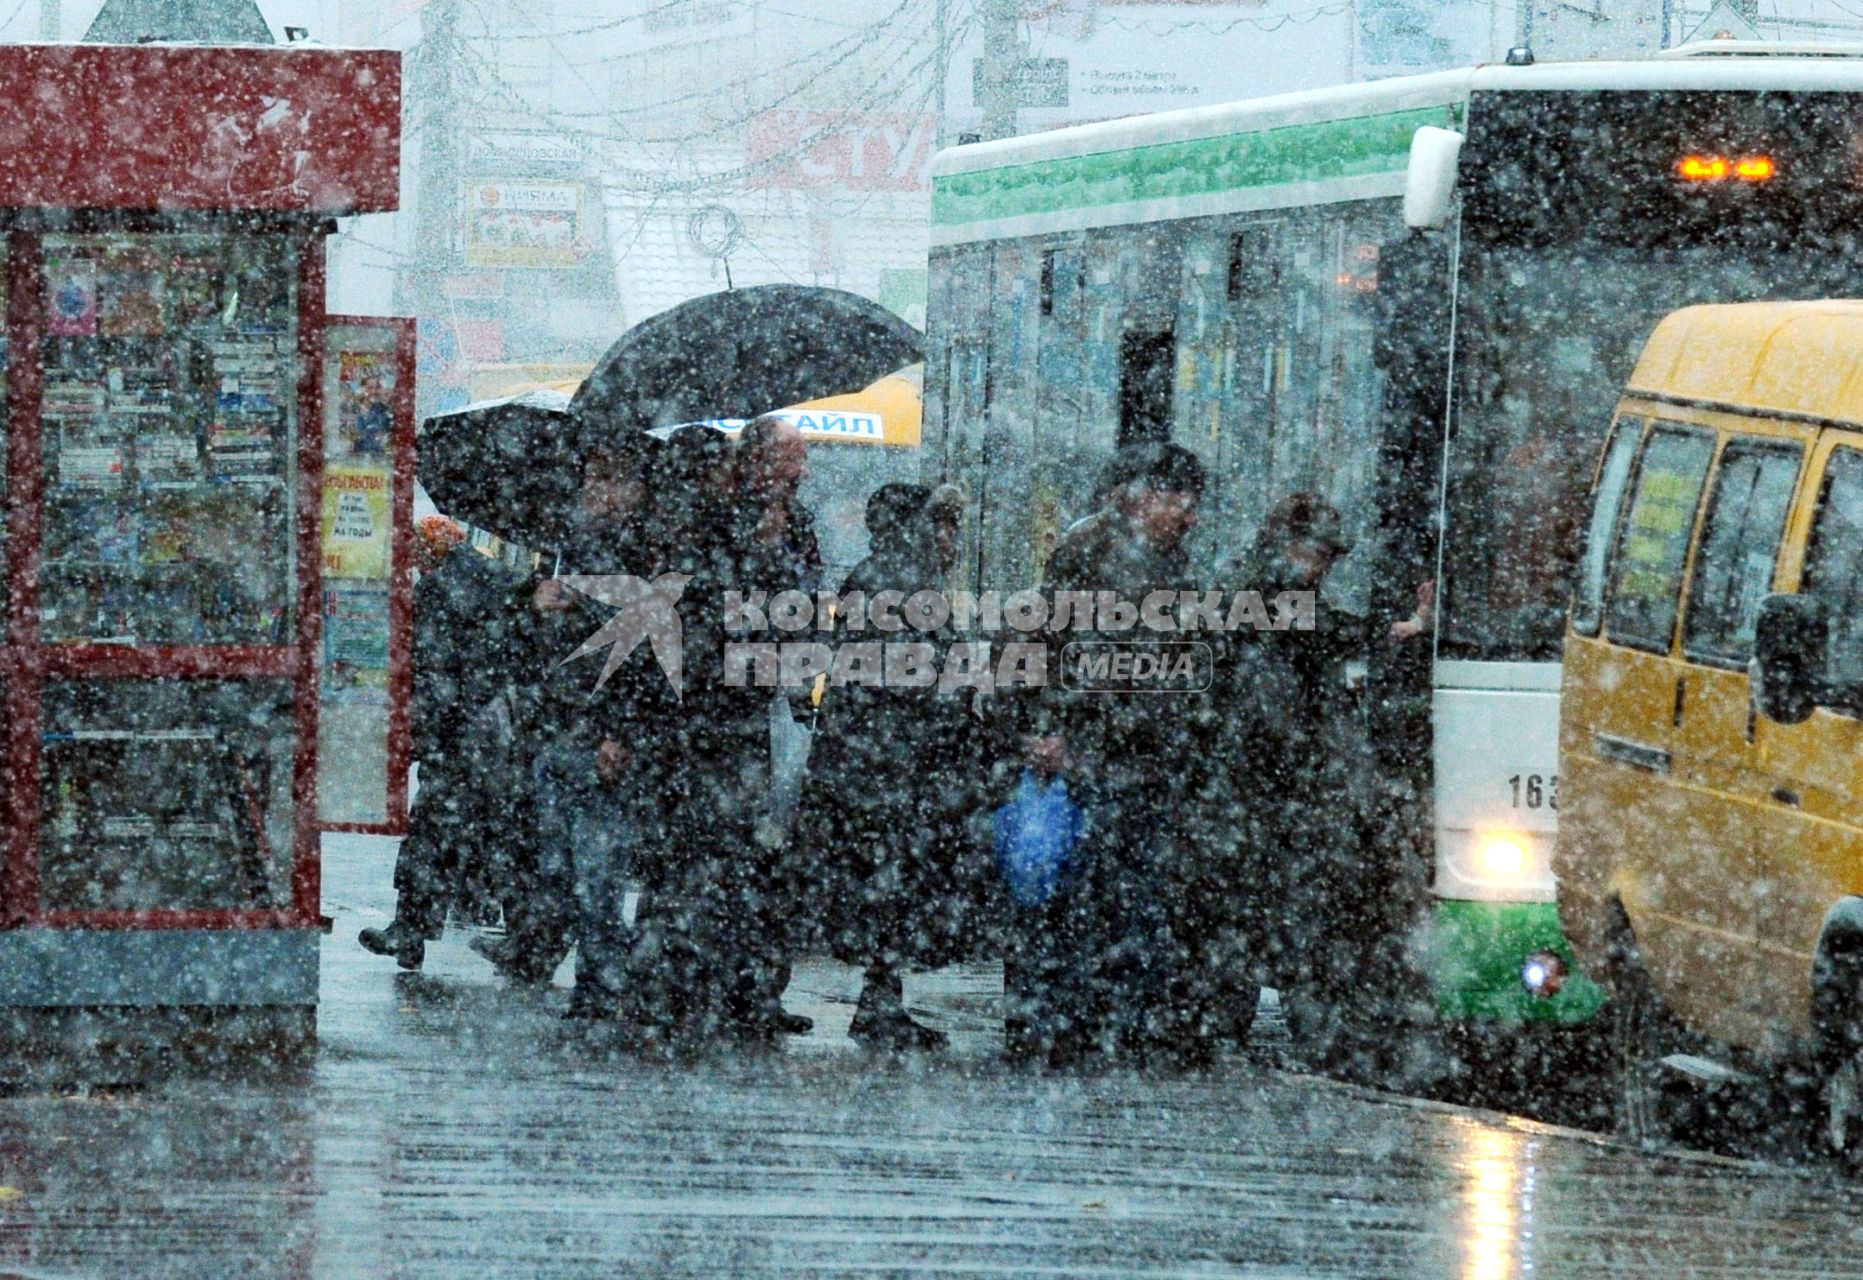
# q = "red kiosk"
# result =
<box><xmin>0</xmin><ymin>42</ymin><xmax>403</xmax><ymax>1059</ymax></box>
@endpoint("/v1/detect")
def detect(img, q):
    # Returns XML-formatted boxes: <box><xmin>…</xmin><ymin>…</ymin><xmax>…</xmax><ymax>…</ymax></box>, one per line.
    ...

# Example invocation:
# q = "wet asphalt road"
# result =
<box><xmin>0</xmin><ymin>833</ymin><xmax>1855</xmax><ymax>1278</ymax></box>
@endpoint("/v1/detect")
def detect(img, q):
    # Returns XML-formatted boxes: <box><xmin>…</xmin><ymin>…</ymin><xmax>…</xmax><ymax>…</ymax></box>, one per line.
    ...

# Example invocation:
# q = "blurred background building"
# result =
<box><xmin>17</xmin><ymin>1</ymin><xmax>1863</xmax><ymax>414</ymax></box>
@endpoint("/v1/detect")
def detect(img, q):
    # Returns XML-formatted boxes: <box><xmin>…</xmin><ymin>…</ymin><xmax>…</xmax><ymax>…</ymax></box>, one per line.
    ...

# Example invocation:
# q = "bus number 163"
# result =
<box><xmin>1508</xmin><ymin>773</ymin><xmax>1558</xmax><ymax>811</ymax></box>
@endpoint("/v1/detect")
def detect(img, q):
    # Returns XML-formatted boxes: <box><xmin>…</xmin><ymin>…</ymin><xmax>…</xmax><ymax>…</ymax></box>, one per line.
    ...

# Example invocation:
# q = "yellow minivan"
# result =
<box><xmin>1557</xmin><ymin>301</ymin><xmax>1863</xmax><ymax>1168</ymax></box>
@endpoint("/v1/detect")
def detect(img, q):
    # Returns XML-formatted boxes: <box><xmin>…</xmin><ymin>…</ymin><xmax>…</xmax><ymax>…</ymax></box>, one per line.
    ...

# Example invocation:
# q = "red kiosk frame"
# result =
<box><xmin>0</xmin><ymin>42</ymin><xmax>401</xmax><ymax>1055</ymax></box>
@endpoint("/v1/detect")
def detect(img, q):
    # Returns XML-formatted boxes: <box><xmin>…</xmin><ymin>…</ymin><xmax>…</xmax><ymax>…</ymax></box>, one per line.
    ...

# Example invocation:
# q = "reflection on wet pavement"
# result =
<box><xmin>0</xmin><ymin>834</ymin><xmax>1851</xmax><ymax>1278</ymax></box>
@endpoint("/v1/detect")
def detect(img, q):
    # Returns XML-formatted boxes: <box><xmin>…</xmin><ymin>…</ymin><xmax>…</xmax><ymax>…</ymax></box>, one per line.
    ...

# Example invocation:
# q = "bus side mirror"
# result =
<box><xmin>1752</xmin><ymin>593</ymin><xmax>1828</xmax><ymax>725</ymax></box>
<box><xmin>1404</xmin><ymin>126</ymin><xmax>1465</xmax><ymax>230</ymax></box>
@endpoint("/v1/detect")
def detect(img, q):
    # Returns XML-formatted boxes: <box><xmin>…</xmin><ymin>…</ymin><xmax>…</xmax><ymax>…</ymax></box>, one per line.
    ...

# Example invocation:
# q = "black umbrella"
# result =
<box><xmin>416</xmin><ymin>287</ymin><xmax>923</xmax><ymax>550</ymax></box>
<box><xmin>417</xmin><ymin>389</ymin><xmax>582</xmax><ymax>551</ymax></box>
<box><xmin>568</xmin><ymin>284</ymin><xmax>923</xmax><ymax>440</ymax></box>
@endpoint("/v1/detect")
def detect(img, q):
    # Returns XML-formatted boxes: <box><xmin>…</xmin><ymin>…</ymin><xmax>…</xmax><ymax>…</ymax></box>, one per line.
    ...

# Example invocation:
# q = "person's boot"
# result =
<box><xmin>727</xmin><ymin>992</ymin><xmax>814</xmax><ymax>1038</ymax></box>
<box><xmin>767</xmin><ymin>1007</ymin><xmax>815</xmax><ymax>1036</ymax></box>
<box><xmin>468</xmin><ymin>933</ymin><xmax>552</xmax><ymax>987</ymax></box>
<box><xmin>358</xmin><ymin>921</ymin><xmax>425</xmax><ymax>971</ymax></box>
<box><xmin>724</xmin><ymin>955</ymin><xmax>813</xmax><ymax>1037</ymax></box>
<box><xmin>848</xmin><ymin>966</ymin><xmax>947</xmax><ymax>1051</ymax></box>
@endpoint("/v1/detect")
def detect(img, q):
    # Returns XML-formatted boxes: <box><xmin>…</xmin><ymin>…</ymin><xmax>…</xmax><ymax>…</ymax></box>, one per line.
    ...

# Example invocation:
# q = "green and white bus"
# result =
<box><xmin>921</xmin><ymin>47</ymin><xmax>1863</xmax><ymax>1051</ymax></box>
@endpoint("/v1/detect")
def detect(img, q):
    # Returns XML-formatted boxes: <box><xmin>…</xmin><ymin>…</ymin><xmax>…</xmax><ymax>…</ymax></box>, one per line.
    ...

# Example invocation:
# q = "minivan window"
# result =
<box><xmin>1802</xmin><ymin>447</ymin><xmax>1863</xmax><ymax>689</ymax></box>
<box><xmin>1683</xmin><ymin>442</ymin><xmax>1802</xmax><ymax>665</ymax></box>
<box><xmin>1571</xmin><ymin>419</ymin><xmax>1642</xmax><ymax>637</ymax></box>
<box><xmin>1606</xmin><ymin>425</ymin><xmax>1715</xmax><ymax>653</ymax></box>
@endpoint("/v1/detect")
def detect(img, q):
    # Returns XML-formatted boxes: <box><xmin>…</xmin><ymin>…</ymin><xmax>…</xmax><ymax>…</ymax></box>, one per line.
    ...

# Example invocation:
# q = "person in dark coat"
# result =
<box><xmin>618</xmin><ymin>420</ymin><xmax>820</xmax><ymax>1042</ymax></box>
<box><xmin>1006</xmin><ymin>441</ymin><xmax>1223</xmax><ymax>1066</ymax></box>
<box><xmin>1219</xmin><ymin>491</ymin><xmax>1432</xmax><ymax>1071</ymax></box>
<box><xmin>473</xmin><ymin>439</ymin><xmax>659</xmax><ymax>988</ymax></box>
<box><xmin>726</xmin><ymin>418</ymin><xmax>826</xmax><ymax>1034</ymax></box>
<box><xmin>359</xmin><ymin>516</ymin><xmax>528</xmax><ymax>970</ymax></box>
<box><xmin>790</xmin><ymin>482</ymin><xmax>986</xmax><ymax>1050</ymax></box>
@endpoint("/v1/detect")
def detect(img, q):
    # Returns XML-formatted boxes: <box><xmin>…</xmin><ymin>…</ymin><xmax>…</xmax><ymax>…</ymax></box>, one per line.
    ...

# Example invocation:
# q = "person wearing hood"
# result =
<box><xmin>789</xmin><ymin>482</ymin><xmax>987</xmax><ymax>1050</ymax></box>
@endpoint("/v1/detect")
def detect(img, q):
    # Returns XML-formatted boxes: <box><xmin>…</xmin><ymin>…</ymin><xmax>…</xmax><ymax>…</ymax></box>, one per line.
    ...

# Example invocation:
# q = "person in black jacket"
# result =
<box><xmin>359</xmin><ymin>517</ymin><xmax>527</xmax><ymax>970</ymax></box>
<box><xmin>615</xmin><ymin>419</ymin><xmax>826</xmax><ymax>1042</ymax></box>
<box><xmin>1003</xmin><ymin>442</ymin><xmax>1221</xmax><ymax>1066</ymax></box>
<box><xmin>474</xmin><ymin>437</ymin><xmax>662</xmax><ymax>996</ymax></box>
<box><xmin>1219</xmin><ymin>492</ymin><xmax>1432</xmax><ymax>1071</ymax></box>
<box><xmin>791</xmin><ymin>482</ymin><xmax>987</xmax><ymax>1050</ymax></box>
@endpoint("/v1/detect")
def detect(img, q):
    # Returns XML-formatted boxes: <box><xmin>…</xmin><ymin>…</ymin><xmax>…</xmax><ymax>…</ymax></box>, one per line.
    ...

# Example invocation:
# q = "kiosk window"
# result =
<box><xmin>1683</xmin><ymin>443</ymin><xmax>1801</xmax><ymax>664</ymax></box>
<box><xmin>1571</xmin><ymin>420</ymin><xmax>1641</xmax><ymax>636</ymax></box>
<box><xmin>1802</xmin><ymin>448</ymin><xmax>1863</xmax><ymax>688</ymax></box>
<box><xmin>38</xmin><ymin>678</ymin><xmax>294</xmax><ymax>912</ymax></box>
<box><xmin>38</xmin><ymin>234</ymin><xmax>297</xmax><ymax>647</ymax></box>
<box><xmin>1606</xmin><ymin>426</ymin><xmax>1715</xmax><ymax>653</ymax></box>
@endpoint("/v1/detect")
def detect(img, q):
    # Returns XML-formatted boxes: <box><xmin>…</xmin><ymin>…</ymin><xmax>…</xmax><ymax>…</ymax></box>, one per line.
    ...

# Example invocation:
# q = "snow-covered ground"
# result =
<box><xmin>0</xmin><ymin>833</ymin><xmax>1849</xmax><ymax>1278</ymax></box>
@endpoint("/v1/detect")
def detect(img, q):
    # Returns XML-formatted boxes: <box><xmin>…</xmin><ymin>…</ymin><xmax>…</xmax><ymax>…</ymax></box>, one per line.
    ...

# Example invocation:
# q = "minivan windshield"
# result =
<box><xmin>1440</xmin><ymin>241</ymin><xmax>1863</xmax><ymax>662</ymax></box>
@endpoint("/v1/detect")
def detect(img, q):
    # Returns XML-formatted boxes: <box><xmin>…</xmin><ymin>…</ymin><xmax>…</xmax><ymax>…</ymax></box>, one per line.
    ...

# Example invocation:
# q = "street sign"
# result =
<box><xmin>972</xmin><ymin>56</ymin><xmax>1070</xmax><ymax>110</ymax></box>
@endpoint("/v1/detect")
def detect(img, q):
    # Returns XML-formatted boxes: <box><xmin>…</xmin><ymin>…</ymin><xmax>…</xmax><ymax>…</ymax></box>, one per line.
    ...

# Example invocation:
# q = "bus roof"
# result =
<box><xmin>1628</xmin><ymin>301</ymin><xmax>1863</xmax><ymax>429</ymax></box>
<box><xmin>930</xmin><ymin>57</ymin><xmax>1863</xmax><ymax>246</ymax></box>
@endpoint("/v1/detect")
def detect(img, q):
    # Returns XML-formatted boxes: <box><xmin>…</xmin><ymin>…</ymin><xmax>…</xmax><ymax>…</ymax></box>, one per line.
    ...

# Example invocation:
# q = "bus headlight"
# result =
<box><xmin>1473</xmin><ymin>831</ymin><xmax>1531</xmax><ymax>882</ymax></box>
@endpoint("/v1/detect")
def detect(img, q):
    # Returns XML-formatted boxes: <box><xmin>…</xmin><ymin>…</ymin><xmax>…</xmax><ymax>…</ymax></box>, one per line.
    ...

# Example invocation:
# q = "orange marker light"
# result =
<box><xmin>1735</xmin><ymin>155</ymin><xmax>1777</xmax><ymax>181</ymax></box>
<box><xmin>1678</xmin><ymin>154</ymin><xmax>1730</xmax><ymax>181</ymax></box>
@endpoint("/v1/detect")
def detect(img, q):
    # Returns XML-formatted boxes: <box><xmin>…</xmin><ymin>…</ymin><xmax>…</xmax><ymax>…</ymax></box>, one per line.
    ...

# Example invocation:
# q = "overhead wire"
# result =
<box><xmin>379</xmin><ymin>0</ymin><xmax>958</xmax><ymax>309</ymax></box>
<box><xmin>455</xmin><ymin>0</ymin><xmax>935</xmax><ymax>130</ymax></box>
<box><xmin>452</xmin><ymin>0</ymin><xmax>943</xmax><ymax>178</ymax></box>
<box><xmin>587</xmin><ymin>0</ymin><xmax>963</xmax><ymax>293</ymax></box>
<box><xmin>1081</xmin><ymin>0</ymin><xmax>1357</xmax><ymax>34</ymax></box>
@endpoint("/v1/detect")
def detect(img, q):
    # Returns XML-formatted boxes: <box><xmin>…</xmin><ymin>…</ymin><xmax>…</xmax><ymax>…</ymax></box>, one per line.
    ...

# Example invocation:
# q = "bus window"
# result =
<box><xmin>1682</xmin><ymin>442</ymin><xmax>1802</xmax><ymax>665</ymax></box>
<box><xmin>799</xmin><ymin>445</ymin><xmax>923</xmax><ymax>590</ymax></box>
<box><xmin>1220</xmin><ymin>223</ymin><xmax>1282</xmax><ymax>532</ymax></box>
<box><xmin>1801</xmin><ymin>448</ymin><xmax>1863</xmax><ymax>690</ymax></box>
<box><xmin>1605</xmin><ymin>425</ymin><xmax>1715</xmax><ymax>654</ymax></box>
<box><xmin>1118</xmin><ymin>328</ymin><xmax>1174</xmax><ymax>445</ymax></box>
<box><xmin>1571</xmin><ymin>420</ymin><xmax>1642</xmax><ymax>637</ymax></box>
<box><xmin>1227</xmin><ymin>226</ymin><xmax>1276</xmax><ymax>303</ymax></box>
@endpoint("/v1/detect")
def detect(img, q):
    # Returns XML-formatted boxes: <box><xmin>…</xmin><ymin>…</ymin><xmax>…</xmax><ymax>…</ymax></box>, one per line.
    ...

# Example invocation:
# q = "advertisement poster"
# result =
<box><xmin>318</xmin><ymin>319</ymin><xmax>413</xmax><ymax>833</ymax></box>
<box><xmin>332</xmin><ymin>349</ymin><xmax>394</xmax><ymax>459</ymax></box>
<box><xmin>46</xmin><ymin>259</ymin><xmax>98</xmax><ymax>336</ymax></box>
<box><xmin>321</xmin><ymin>463</ymin><xmax>391</xmax><ymax>579</ymax></box>
<box><xmin>323</xmin><ymin>584</ymin><xmax>392</xmax><ymax>699</ymax></box>
<box><xmin>464</xmin><ymin>180</ymin><xmax>587</xmax><ymax>269</ymax></box>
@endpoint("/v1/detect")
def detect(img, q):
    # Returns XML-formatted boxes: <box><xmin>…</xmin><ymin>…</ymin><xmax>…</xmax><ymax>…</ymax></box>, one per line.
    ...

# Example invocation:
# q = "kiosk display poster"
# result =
<box><xmin>32</xmin><ymin>233</ymin><xmax>303</xmax><ymax>914</ymax></box>
<box><xmin>316</xmin><ymin>319</ymin><xmax>414</xmax><ymax>833</ymax></box>
<box><xmin>39</xmin><ymin>235</ymin><xmax>296</xmax><ymax>647</ymax></box>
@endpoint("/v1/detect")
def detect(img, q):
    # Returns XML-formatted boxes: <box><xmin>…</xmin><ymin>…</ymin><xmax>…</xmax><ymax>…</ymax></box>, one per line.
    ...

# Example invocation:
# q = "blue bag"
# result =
<box><xmin>993</xmin><ymin>770</ymin><xmax>1087</xmax><ymax>908</ymax></box>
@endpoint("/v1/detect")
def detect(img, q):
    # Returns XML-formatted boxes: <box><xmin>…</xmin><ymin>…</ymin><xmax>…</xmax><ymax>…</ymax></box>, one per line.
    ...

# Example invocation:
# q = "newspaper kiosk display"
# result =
<box><xmin>318</xmin><ymin>319</ymin><xmax>415</xmax><ymax>834</ymax></box>
<box><xmin>0</xmin><ymin>43</ymin><xmax>401</xmax><ymax>1054</ymax></box>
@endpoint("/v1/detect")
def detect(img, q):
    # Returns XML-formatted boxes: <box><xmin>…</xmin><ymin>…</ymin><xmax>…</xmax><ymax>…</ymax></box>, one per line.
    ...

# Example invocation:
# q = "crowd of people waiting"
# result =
<box><xmin>361</xmin><ymin>421</ymin><xmax>1433</xmax><ymax>1068</ymax></box>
